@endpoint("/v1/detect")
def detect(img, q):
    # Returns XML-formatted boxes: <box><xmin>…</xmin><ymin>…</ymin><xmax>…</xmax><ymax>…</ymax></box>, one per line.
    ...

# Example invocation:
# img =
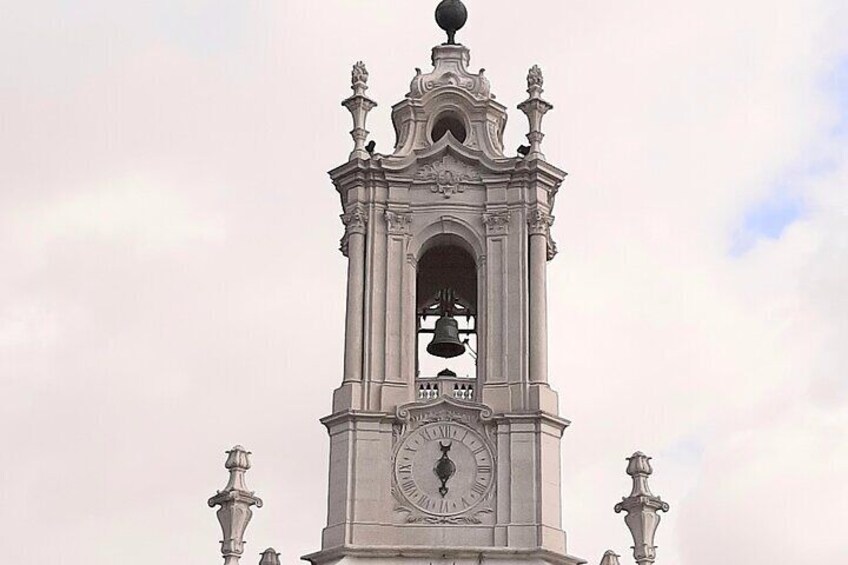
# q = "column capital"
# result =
<box><xmin>385</xmin><ymin>209</ymin><xmax>412</xmax><ymax>235</ymax></box>
<box><xmin>527</xmin><ymin>208</ymin><xmax>554</xmax><ymax>236</ymax></box>
<box><xmin>340</xmin><ymin>205</ymin><xmax>369</xmax><ymax>256</ymax></box>
<box><xmin>527</xmin><ymin>208</ymin><xmax>557</xmax><ymax>260</ymax></box>
<box><xmin>482</xmin><ymin>210</ymin><xmax>510</xmax><ymax>235</ymax></box>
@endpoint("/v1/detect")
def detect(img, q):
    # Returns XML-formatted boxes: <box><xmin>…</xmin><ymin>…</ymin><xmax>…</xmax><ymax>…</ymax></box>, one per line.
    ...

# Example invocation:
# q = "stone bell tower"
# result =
<box><xmin>304</xmin><ymin>2</ymin><xmax>580</xmax><ymax>564</ymax></box>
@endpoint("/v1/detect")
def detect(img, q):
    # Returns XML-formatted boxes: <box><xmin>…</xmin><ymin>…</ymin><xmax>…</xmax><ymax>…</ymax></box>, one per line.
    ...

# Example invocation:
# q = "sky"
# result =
<box><xmin>1</xmin><ymin>1</ymin><xmax>847</xmax><ymax>564</ymax></box>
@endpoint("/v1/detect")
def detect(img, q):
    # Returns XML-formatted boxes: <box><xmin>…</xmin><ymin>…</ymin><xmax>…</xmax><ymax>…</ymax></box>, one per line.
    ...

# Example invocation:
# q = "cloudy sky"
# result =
<box><xmin>2</xmin><ymin>1</ymin><xmax>847</xmax><ymax>564</ymax></box>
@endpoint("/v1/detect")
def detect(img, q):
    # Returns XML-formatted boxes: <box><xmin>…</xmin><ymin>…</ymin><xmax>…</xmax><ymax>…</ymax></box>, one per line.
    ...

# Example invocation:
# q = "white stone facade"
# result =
<box><xmin>304</xmin><ymin>40</ymin><xmax>580</xmax><ymax>565</ymax></box>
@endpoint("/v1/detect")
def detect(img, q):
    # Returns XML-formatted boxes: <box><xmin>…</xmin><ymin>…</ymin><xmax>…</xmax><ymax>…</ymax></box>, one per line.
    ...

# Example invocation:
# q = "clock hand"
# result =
<box><xmin>434</xmin><ymin>441</ymin><xmax>457</xmax><ymax>497</ymax></box>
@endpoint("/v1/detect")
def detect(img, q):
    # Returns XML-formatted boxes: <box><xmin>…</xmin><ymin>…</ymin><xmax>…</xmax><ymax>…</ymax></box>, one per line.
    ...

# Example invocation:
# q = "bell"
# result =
<box><xmin>427</xmin><ymin>316</ymin><xmax>466</xmax><ymax>358</ymax></box>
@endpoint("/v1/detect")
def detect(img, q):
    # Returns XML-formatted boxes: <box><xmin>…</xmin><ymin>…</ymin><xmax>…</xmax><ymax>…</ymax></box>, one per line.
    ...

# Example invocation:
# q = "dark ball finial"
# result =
<box><xmin>435</xmin><ymin>0</ymin><xmax>468</xmax><ymax>45</ymax></box>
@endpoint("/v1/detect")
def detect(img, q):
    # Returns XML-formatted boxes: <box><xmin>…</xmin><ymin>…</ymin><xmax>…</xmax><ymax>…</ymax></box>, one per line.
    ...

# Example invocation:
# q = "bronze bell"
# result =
<box><xmin>426</xmin><ymin>315</ymin><xmax>466</xmax><ymax>358</ymax></box>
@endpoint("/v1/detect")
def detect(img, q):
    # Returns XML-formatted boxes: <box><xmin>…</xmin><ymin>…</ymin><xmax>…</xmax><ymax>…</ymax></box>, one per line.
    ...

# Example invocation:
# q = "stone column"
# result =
<box><xmin>528</xmin><ymin>209</ymin><xmax>553</xmax><ymax>384</ymax></box>
<box><xmin>341</xmin><ymin>205</ymin><xmax>368</xmax><ymax>384</ymax></box>
<box><xmin>208</xmin><ymin>446</ymin><xmax>263</xmax><ymax>565</ymax></box>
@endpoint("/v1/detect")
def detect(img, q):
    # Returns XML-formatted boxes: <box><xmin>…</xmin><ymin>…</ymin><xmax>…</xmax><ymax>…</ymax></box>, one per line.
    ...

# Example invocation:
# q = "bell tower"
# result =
<box><xmin>304</xmin><ymin>2</ymin><xmax>581</xmax><ymax>564</ymax></box>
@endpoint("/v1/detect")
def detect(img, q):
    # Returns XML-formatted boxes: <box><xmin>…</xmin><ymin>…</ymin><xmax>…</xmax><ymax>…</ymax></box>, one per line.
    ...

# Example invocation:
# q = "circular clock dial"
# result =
<box><xmin>394</xmin><ymin>422</ymin><xmax>494</xmax><ymax>516</ymax></box>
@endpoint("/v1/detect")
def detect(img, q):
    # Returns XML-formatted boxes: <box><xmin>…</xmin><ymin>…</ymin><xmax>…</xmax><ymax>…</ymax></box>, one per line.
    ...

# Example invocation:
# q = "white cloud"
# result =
<box><xmin>0</xmin><ymin>1</ymin><xmax>846</xmax><ymax>565</ymax></box>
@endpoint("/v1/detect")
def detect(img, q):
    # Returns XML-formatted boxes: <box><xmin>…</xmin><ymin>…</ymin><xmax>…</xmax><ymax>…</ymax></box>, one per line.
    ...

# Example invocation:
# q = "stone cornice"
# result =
<box><xmin>319</xmin><ymin>409</ymin><xmax>393</xmax><ymax>430</ymax></box>
<box><xmin>302</xmin><ymin>544</ymin><xmax>586</xmax><ymax>565</ymax></box>
<box><xmin>494</xmin><ymin>410</ymin><xmax>572</xmax><ymax>432</ymax></box>
<box><xmin>380</xmin><ymin>134</ymin><xmax>516</xmax><ymax>176</ymax></box>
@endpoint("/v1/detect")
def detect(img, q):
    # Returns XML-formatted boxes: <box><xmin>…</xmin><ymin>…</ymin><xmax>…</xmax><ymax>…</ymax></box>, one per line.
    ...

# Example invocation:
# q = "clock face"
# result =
<box><xmin>394</xmin><ymin>421</ymin><xmax>494</xmax><ymax>517</ymax></box>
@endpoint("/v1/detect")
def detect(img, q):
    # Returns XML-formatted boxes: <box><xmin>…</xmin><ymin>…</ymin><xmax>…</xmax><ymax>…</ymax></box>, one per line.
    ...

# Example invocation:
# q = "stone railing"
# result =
<box><xmin>416</xmin><ymin>371</ymin><xmax>475</xmax><ymax>401</ymax></box>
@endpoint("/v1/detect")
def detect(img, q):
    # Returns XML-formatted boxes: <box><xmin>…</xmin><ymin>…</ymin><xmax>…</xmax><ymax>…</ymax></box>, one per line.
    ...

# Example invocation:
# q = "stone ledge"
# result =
<box><xmin>302</xmin><ymin>544</ymin><xmax>585</xmax><ymax>565</ymax></box>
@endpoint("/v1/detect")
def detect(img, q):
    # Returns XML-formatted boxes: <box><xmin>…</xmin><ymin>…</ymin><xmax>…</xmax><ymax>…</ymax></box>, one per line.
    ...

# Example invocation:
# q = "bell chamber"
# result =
<box><xmin>416</xmin><ymin>243</ymin><xmax>477</xmax><ymax>378</ymax></box>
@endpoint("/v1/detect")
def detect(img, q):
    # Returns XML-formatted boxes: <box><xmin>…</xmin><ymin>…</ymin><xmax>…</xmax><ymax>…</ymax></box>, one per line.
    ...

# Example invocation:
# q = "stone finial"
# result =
<box><xmin>209</xmin><ymin>446</ymin><xmax>264</xmax><ymax>565</ymax></box>
<box><xmin>517</xmin><ymin>64</ymin><xmax>553</xmax><ymax>161</ymax></box>
<box><xmin>351</xmin><ymin>61</ymin><xmax>369</xmax><ymax>96</ymax></box>
<box><xmin>259</xmin><ymin>548</ymin><xmax>281</xmax><ymax>565</ymax></box>
<box><xmin>599</xmin><ymin>550</ymin><xmax>622</xmax><ymax>565</ymax></box>
<box><xmin>342</xmin><ymin>62</ymin><xmax>377</xmax><ymax>161</ymax></box>
<box><xmin>614</xmin><ymin>452</ymin><xmax>669</xmax><ymax>565</ymax></box>
<box><xmin>527</xmin><ymin>64</ymin><xmax>544</xmax><ymax>95</ymax></box>
<box><xmin>435</xmin><ymin>0</ymin><xmax>468</xmax><ymax>45</ymax></box>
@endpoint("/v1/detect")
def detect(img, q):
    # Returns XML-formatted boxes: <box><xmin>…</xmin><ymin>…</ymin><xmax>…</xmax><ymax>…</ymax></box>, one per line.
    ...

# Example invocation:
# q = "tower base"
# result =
<box><xmin>302</xmin><ymin>545</ymin><xmax>586</xmax><ymax>565</ymax></box>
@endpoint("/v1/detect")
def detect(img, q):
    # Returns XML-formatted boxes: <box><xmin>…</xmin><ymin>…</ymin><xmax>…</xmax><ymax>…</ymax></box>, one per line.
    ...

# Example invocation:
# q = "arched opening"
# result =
<box><xmin>431</xmin><ymin>112</ymin><xmax>467</xmax><ymax>144</ymax></box>
<box><xmin>415</xmin><ymin>243</ymin><xmax>477</xmax><ymax>399</ymax></box>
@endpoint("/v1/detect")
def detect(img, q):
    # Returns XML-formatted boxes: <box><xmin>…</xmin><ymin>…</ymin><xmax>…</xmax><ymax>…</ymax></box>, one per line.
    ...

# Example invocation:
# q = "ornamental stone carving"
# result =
<box><xmin>415</xmin><ymin>155</ymin><xmax>481</xmax><ymax>198</ymax></box>
<box><xmin>351</xmin><ymin>61</ymin><xmax>369</xmax><ymax>94</ymax></box>
<box><xmin>341</xmin><ymin>206</ymin><xmax>368</xmax><ymax>233</ymax></box>
<box><xmin>407</xmin><ymin>45</ymin><xmax>492</xmax><ymax>101</ymax></box>
<box><xmin>342</xmin><ymin>62</ymin><xmax>377</xmax><ymax>160</ymax></box>
<box><xmin>391</xmin><ymin>398</ymin><xmax>496</xmax><ymax>526</ymax></box>
<box><xmin>614</xmin><ymin>452</ymin><xmax>669</xmax><ymax>565</ymax></box>
<box><xmin>527</xmin><ymin>64</ymin><xmax>543</xmax><ymax>91</ymax></box>
<box><xmin>518</xmin><ymin>64</ymin><xmax>553</xmax><ymax>160</ymax></box>
<box><xmin>208</xmin><ymin>446</ymin><xmax>263</xmax><ymax>565</ymax></box>
<box><xmin>339</xmin><ymin>205</ymin><xmax>369</xmax><ymax>256</ymax></box>
<box><xmin>547</xmin><ymin>236</ymin><xmax>558</xmax><ymax>261</ymax></box>
<box><xmin>385</xmin><ymin>210</ymin><xmax>413</xmax><ymax>235</ymax></box>
<box><xmin>482</xmin><ymin>210</ymin><xmax>510</xmax><ymax>235</ymax></box>
<box><xmin>527</xmin><ymin>209</ymin><xmax>553</xmax><ymax>236</ymax></box>
<box><xmin>528</xmin><ymin>209</ymin><xmax>557</xmax><ymax>260</ymax></box>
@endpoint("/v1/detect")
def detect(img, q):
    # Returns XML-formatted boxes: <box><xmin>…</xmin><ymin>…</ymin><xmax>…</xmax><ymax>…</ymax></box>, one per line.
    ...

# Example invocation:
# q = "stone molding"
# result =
<box><xmin>303</xmin><ymin>544</ymin><xmax>585</xmax><ymax>565</ymax></box>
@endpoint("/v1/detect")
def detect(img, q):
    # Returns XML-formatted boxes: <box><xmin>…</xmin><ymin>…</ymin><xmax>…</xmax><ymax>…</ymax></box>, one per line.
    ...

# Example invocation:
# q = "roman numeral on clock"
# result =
<box><xmin>401</xmin><ymin>479</ymin><xmax>416</xmax><ymax>494</ymax></box>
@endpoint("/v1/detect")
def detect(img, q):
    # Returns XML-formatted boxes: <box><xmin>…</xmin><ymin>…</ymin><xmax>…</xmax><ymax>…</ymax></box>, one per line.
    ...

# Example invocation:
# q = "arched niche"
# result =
<box><xmin>416</xmin><ymin>242</ymin><xmax>477</xmax><ymax>316</ymax></box>
<box><xmin>409</xmin><ymin>215</ymin><xmax>485</xmax><ymax>263</ymax></box>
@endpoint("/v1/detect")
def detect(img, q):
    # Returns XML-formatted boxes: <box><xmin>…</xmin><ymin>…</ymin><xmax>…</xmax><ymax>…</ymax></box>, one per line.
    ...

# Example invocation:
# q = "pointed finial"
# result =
<box><xmin>435</xmin><ymin>0</ymin><xmax>468</xmax><ymax>45</ymax></box>
<box><xmin>209</xmin><ymin>446</ymin><xmax>264</xmax><ymax>565</ymax></box>
<box><xmin>614</xmin><ymin>452</ymin><xmax>669</xmax><ymax>565</ymax></box>
<box><xmin>599</xmin><ymin>550</ymin><xmax>622</xmax><ymax>565</ymax></box>
<box><xmin>527</xmin><ymin>65</ymin><xmax>544</xmax><ymax>96</ymax></box>
<box><xmin>351</xmin><ymin>61</ymin><xmax>369</xmax><ymax>96</ymax></box>
<box><xmin>259</xmin><ymin>548</ymin><xmax>280</xmax><ymax>565</ymax></box>
<box><xmin>341</xmin><ymin>62</ymin><xmax>377</xmax><ymax>161</ymax></box>
<box><xmin>517</xmin><ymin>64</ymin><xmax>553</xmax><ymax>161</ymax></box>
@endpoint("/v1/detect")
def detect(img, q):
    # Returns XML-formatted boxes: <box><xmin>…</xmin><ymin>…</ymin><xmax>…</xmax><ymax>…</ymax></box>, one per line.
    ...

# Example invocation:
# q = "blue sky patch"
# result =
<box><xmin>731</xmin><ymin>190</ymin><xmax>804</xmax><ymax>256</ymax></box>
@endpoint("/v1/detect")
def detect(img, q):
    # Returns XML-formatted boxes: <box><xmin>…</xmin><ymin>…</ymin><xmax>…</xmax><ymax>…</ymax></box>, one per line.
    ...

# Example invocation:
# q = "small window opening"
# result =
<box><xmin>431</xmin><ymin>114</ymin><xmax>467</xmax><ymax>143</ymax></box>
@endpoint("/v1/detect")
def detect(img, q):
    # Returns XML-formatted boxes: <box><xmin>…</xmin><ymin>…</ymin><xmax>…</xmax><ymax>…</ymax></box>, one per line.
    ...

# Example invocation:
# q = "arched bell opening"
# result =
<box><xmin>415</xmin><ymin>241</ymin><xmax>478</xmax><ymax>401</ymax></box>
